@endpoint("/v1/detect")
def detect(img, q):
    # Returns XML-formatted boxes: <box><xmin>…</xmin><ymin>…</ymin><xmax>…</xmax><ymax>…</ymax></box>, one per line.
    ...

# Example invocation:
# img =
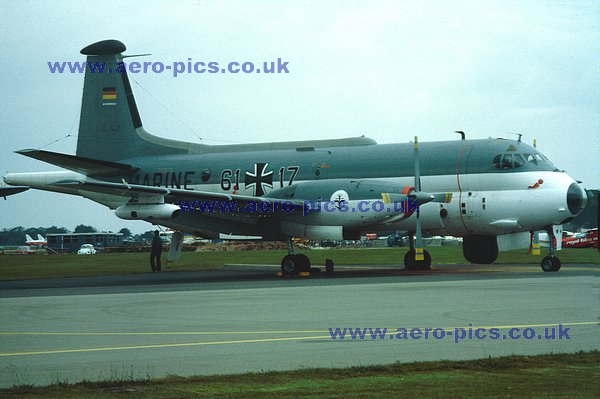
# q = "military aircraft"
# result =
<box><xmin>1</xmin><ymin>40</ymin><xmax>588</xmax><ymax>273</ymax></box>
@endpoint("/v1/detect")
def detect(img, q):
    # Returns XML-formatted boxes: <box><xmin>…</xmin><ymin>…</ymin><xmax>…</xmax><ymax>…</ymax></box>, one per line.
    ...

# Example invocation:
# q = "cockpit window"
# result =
<box><xmin>493</xmin><ymin>152</ymin><xmax>550</xmax><ymax>169</ymax></box>
<box><xmin>512</xmin><ymin>154</ymin><xmax>526</xmax><ymax>168</ymax></box>
<box><xmin>521</xmin><ymin>153</ymin><xmax>547</xmax><ymax>164</ymax></box>
<box><xmin>493</xmin><ymin>154</ymin><xmax>516</xmax><ymax>169</ymax></box>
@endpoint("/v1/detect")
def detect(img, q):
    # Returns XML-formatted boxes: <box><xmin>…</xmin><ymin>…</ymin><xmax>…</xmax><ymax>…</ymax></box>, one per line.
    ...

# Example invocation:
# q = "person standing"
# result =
<box><xmin>150</xmin><ymin>230</ymin><xmax>162</xmax><ymax>272</ymax></box>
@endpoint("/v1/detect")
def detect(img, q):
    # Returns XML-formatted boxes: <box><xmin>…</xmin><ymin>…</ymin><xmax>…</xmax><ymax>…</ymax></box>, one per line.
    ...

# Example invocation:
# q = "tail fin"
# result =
<box><xmin>25</xmin><ymin>234</ymin><xmax>34</xmax><ymax>242</ymax></box>
<box><xmin>75</xmin><ymin>40</ymin><xmax>380</xmax><ymax>161</ymax></box>
<box><xmin>76</xmin><ymin>40</ymin><xmax>185</xmax><ymax>161</ymax></box>
<box><xmin>37</xmin><ymin>234</ymin><xmax>46</xmax><ymax>241</ymax></box>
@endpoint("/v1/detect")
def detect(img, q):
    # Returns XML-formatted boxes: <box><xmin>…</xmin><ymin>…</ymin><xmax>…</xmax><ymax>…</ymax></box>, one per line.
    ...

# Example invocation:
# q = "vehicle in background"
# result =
<box><xmin>77</xmin><ymin>244</ymin><xmax>97</xmax><ymax>255</ymax></box>
<box><xmin>16</xmin><ymin>246</ymin><xmax>35</xmax><ymax>255</ymax></box>
<box><xmin>122</xmin><ymin>236</ymin><xmax>135</xmax><ymax>245</ymax></box>
<box><xmin>320</xmin><ymin>239</ymin><xmax>337</xmax><ymax>247</ymax></box>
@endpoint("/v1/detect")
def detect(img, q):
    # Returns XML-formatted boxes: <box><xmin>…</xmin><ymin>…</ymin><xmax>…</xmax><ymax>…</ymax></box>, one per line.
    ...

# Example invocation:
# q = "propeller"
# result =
<box><xmin>413</xmin><ymin>136</ymin><xmax>424</xmax><ymax>261</ymax></box>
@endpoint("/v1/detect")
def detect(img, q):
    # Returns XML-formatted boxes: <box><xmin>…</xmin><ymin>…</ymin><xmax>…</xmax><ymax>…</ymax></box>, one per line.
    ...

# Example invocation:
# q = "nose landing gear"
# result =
<box><xmin>541</xmin><ymin>226</ymin><xmax>562</xmax><ymax>272</ymax></box>
<box><xmin>541</xmin><ymin>255</ymin><xmax>561</xmax><ymax>272</ymax></box>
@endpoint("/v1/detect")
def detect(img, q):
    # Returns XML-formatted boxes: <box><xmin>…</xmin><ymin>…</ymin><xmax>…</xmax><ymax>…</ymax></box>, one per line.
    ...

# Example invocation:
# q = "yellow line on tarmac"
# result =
<box><xmin>0</xmin><ymin>335</ymin><xmax>330</xmax><ymax>357</ymax></box>
<box><xmin>0</xmin><ymin>321</ymin><xmax>595</xmax><ymax>337</ymax></box>
<box><xmin>0</xmin><ymin>321</ymin><xmax>595</xmax><ymax>357</ymax></box>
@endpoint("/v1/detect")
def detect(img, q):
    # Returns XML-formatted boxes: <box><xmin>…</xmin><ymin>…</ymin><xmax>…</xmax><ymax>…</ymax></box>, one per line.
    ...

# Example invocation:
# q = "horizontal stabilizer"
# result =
<box><xmin>0</xmin><ymin>186</ymin><xmax>29</xmax><ymax>198</ymax></box>
<box><xmin>16</xmin><ymin>149</ymin><xmax>138</xmax><ymax>177</ymax></box>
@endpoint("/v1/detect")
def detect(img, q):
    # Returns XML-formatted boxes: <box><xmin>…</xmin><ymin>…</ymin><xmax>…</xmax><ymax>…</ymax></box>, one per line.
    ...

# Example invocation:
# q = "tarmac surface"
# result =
<box><xmin>0</xmin><ymin>262</ymin><xmax>598</xmax><ymax>388</ymax></box>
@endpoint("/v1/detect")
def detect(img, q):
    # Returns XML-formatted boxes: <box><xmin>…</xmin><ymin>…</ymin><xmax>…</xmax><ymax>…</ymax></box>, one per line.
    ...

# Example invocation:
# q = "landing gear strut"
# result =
<box><xmin>404</xmin><ymin>233</ymin><xmax>431</xmax><ymax>270</ymax></box>
<box><xmin>281</xmin><ymin>237</ymin><xmax>311</xmax><ymax>275</ymax></box>
<box><xmin>541</xmin><ymin>227</ymin><xmax>561</xmax><ymax>272</ymax></box>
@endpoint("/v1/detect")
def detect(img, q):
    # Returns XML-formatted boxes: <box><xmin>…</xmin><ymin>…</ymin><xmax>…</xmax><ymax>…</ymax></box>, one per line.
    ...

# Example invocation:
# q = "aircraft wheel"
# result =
<box><xmin>404</xmin><ymin>250</ymin><xmax>432</xmax><ymax>270</ymax></box>
<box><xmin>281</xmin><ymin>254</ymin><xmax>298</xmax><ymax>275</ymax></box>
<box><xmin>295</xmin><ymin>254</ymin><xmax>311</xmax><ymax>272</ymax></box>
<box><xmin>281</xmin><ymin>254</ymin><xmax>311</xmax><ymax>275</ymax></box>
<box><xmin>541</xmin><ymin>256</ymin><xmax>561</xmax><ymax>272</ymax></box>
<box><xmin>463</xmin><ymin>235</ymin><xmax>498</xmax><ymax>264</ymax></box>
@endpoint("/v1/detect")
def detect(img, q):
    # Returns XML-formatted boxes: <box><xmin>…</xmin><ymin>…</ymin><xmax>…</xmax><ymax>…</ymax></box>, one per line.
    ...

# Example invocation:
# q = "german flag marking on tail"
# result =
<box><xmin>101</xmin><ymin>87</ymin><xmax>117</xmax><ymax>105</ymax></box>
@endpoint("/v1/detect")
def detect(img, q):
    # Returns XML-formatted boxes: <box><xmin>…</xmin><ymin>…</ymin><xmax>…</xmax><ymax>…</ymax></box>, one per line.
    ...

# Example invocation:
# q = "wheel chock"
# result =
<box><xmin>277</xmin><ymin>271</ymin><xmax>311</xmax><ymax>277</ymax></box>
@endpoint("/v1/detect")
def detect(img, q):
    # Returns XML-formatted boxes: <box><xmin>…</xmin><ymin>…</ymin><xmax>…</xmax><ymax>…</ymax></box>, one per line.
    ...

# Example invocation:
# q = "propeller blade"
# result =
<box><xmin>414</xmin><ymin>136</ymin><xmax>424</xmax><ymax>261</ymax></box>
<box><xmin>431</xmin><ymin>192</ymin><xmax>453</xmax><ymax>203</ymax></box>
<box><xmin>384</xmin><ymin>191</ymin><xmax>451</xmax><ymax>207</ymax></box>
<box><xmin>407</xmin><ymin>191</ymin><xmax>435</xmax><ymax>205</ymax></box>
<box><xmin>413</xmin><ymin>136</ymin><xmax>421</xmax><ymax>191</ymax></box>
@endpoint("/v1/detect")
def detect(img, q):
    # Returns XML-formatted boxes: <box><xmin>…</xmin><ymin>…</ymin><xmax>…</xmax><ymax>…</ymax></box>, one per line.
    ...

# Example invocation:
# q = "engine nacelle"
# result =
<box><xmin>280</xmin><ymin>222</ymin><xmax>363</xmax><ymax>241</ymax></box>
<box><xmin>280</xmin><ymin>222</ymin><xmax>343</xmax><ymax>241</ymax></box>
<box><xmin>386</xmin><ymin>202</ymin><xmax>446</xmax><ymax>231</ymax></box>
<box><xmin>115</xmin><ymin>203</ymin><xmax>181</xmax><ymax>220</ymax></box>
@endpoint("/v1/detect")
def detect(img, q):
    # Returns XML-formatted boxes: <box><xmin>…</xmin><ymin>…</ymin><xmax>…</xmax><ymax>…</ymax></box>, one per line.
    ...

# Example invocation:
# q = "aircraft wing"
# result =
<box><xmin>53</xmin><ymin>179</ymin><xmax>306</xmax><ymax>209</ymax></box>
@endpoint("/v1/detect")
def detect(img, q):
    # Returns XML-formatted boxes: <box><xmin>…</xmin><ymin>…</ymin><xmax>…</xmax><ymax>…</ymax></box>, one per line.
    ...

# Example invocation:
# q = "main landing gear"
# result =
<box><xmin>403</xmin><ymin>233</ymin><xmax>432</xmax><ymax>271</ymax></box>
<box><xmin>540</xmin><ymin>226</ymin><xmax>561</xmax><ymax>272</ymax></box>
<box><xmin>280</xmin><ymin>237</ymin><xmax>311</xmax><ymax>275</ymax></box>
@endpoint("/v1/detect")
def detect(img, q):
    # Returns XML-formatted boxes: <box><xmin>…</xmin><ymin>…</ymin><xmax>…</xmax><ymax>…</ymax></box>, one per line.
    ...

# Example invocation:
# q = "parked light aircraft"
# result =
<box><xmin>1</xmin><ymin>40</ymin><xmax>588</xmax><ymax>273</ymax></box>
<box><xmin>25</xmin><ymin>234</ymin><xmax>47</xmax><ymax>247</ymax></box>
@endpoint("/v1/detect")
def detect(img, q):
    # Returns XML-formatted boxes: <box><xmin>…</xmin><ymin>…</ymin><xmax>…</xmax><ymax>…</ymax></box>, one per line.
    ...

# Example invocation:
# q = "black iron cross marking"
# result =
<box><xmin>334</xmin><ymin>194</ymin><xmax>346</xmax><ymax>209</ymax></box>
<box><xmin>245</xmin><ymin>163</ymin><xmax>273</xmax><ymax>196</ymax></box>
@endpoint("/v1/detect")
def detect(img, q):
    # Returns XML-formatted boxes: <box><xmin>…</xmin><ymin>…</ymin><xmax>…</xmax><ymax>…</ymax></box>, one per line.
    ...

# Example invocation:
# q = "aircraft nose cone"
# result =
<box><xmin>566</xmin><ymin>183</ymin><xmax>587</xmax><ymax>215</ymax></box>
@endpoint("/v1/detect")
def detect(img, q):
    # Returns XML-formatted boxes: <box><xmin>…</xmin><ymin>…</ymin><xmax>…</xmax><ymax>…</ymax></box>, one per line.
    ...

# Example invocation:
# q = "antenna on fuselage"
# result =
<box><xmin>533</xmin><ymin>138</ymin><xmax>537</xmax><ymax>148</ymax></box>
<box><xmin>509</xmin><ymin>133</ymin><xmax>523</xmax><ymax>142</ymax></box>
<box><xmin>454</xmin><ymin>131</ymin><xmax>465</xmax><ymax>140</ymax></box>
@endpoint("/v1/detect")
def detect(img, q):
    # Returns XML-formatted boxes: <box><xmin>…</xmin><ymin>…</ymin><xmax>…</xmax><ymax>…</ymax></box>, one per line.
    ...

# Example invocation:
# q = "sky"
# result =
<box><xmin>0</xmin><ymin>0</ymin><xmax>598</xmax><ymax>234</ymax></box>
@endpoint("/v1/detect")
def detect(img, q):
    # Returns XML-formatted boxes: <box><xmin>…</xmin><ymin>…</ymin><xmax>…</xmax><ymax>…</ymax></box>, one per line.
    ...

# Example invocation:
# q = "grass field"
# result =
<box><xmin>0</xmin><ymin>246</ymin><xmax>597</xmax><ymax>281</ymax></box>
<box><xmin>1</xmin><ymin>351</ymin><xmax>597</xmax><ymax>398</ymax></box>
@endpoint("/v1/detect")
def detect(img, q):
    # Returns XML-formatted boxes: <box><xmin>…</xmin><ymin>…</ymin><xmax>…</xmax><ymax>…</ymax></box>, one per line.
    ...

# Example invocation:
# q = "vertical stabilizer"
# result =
<box><xmin>76</xmin><ymin>40</ymin><xmax>184</xmax><ymax>161</ymax></box>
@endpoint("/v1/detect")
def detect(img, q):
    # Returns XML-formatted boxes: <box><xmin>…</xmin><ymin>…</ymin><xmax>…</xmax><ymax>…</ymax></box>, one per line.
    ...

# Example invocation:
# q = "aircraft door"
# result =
<box><xmin>461</xmin><ymin>191</ymin><xmax>487</xmax><ymax>233</ymax></box>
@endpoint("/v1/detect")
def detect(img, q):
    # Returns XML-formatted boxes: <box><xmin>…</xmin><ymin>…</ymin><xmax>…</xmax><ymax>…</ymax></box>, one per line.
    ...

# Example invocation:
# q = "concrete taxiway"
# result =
<box><xmin>0</xmin><ymin>263</ymin><xmax>598</xmax><ymax>388</ymax></box>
